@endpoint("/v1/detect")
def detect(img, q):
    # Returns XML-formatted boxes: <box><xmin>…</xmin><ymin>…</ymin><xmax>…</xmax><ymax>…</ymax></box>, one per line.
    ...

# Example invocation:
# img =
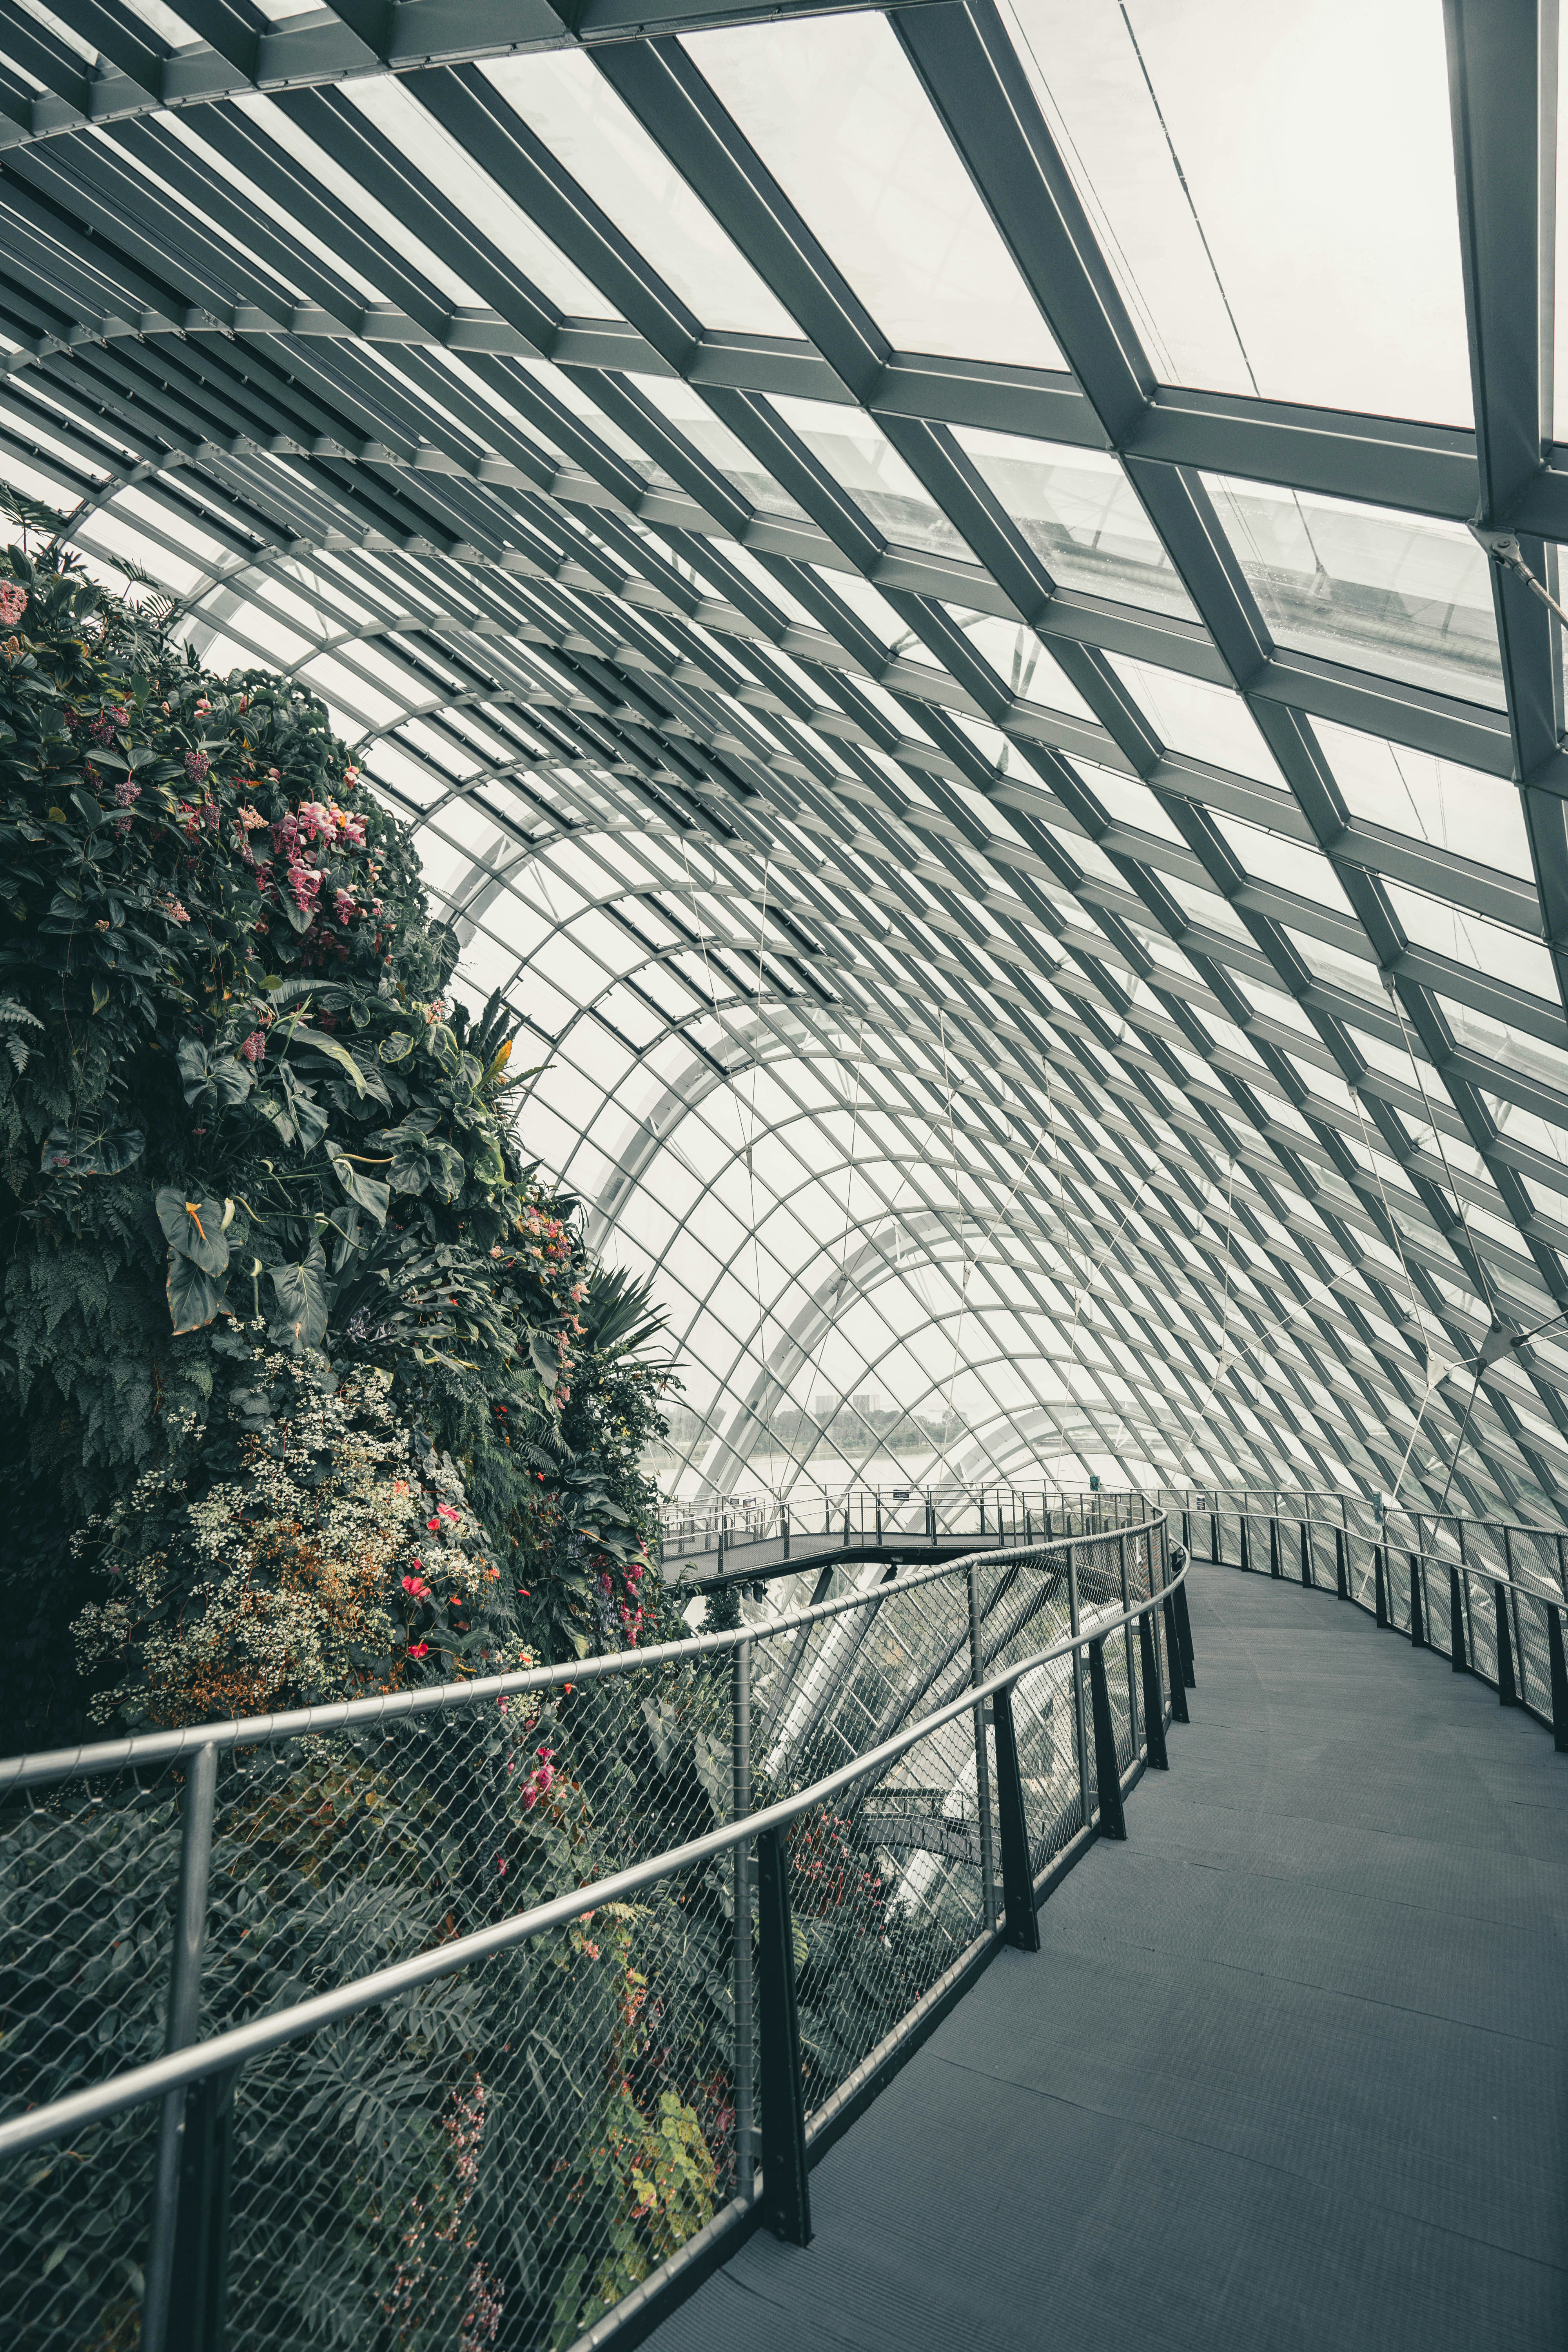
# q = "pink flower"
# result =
<box><xmin>184</xmin><ymin>750</ymin><xmax>209</xmax><ymax>784</ymax></box>
<box><xmin>402</xmin><ymin>1573</ymin><xmax>432</xmax><ymax>1600</ymax></box>
<box><xmin>236</xmin><ymin>803</ymin><xmax>267</xmax><ymax>831</ymax></box>
<box><xmin>239</xmin><ymin>1030</ymin><xmax>266</xmax><ymax>1063</ymax></box>
<box><xmin>114</xmin><ymin>777</ymin><xmax>140</xmax><ymax>809</ymax></box>
<box><xmin>0</xmin><ymin>582</ymin><xmax>26</xmax><ymax>627</ymax></box>
<box><xmin>407</xmin><ymin>1642</ymin><xmax>430</xmax><ymax>1660</ymax></box>
<box><xmin>160</xmin><ymin>897</ymin><xmax>191</xmax><ymax>925</ymax></box>
<box><xmin>436</xmin><ymin>1503</ymin><xmax>459</xmax><ymax>1524</ymax></box>
<box><xmin>495</xmin><ymin>1855</ymin><xmax>507</xmax><ymax>1875</ymax></box>
<box><xmin>333</xmin><ymin>888</ymin><xmax>356</xmax><ymax>925</ymax></box>
<box><xmin>194</xmin><ymin>697</ymin><xmax>211</xmax><ymax>716</ymax></box>
<box><xmin>342</xmin><ymin>763</ymin><xmax>360</xmax><ymax>787</ymax></box>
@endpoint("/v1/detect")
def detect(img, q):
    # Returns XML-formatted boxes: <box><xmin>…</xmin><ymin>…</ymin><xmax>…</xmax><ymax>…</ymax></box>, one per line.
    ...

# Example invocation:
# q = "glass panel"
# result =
<box><xmin>1106</xmin><ymin>654</ymin><xmax>1285</xmax><ymax>784</ymax></box>
<box><xmin>339</xmin><ymin>78</ymin><xmax>621</xmax><ymax>318</ymax></box>
<box><xmin>1384</xmin><ymin>885</ymin><xmax>1557</xmax><ymax>999</ymax></box>
<box><xmin>684</xmin><ymin>12</ymin><xmax>1065</xmax><ymax>367</ymax></box>
<box><xmin>481</xmin><ymin>53</ymin><xmax>799</xmax><ymax>336</ymax></box>
<box><xmin>627</xmin><ymin>374</ymin><xmax>807</xmax><ymax>516</ymax></box>
<box><xmin>999</xmin><ymin>0</ymin><xmax>1473</xmax><ymax>426</ymax></box>
<box><xmin>770</xmin><ymin>396</ymin><xmax>973</xmax><ymax>560</ymax></box>
<box><xmin>1312</xmin><ymin>715</ymin><xmax>1534</xmax><ymax>879</ymax></box>
<box><xmin>953</xmin><ymin>428</ymin><xmax>1199</xmax><ymax>621</ymax></box>
<box><xmin>944</xmin><ymin>608</ymin><xmax>1097</xmax><ymax>719</ymax></box>
<box><xmin>1204</xmin><ymin>475</ymin><xmax>1504</xmax><ymax>708</ymax></box>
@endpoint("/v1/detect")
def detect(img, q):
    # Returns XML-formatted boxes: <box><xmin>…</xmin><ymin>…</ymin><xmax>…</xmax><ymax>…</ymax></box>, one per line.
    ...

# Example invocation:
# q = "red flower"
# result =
<box><xmin>402</xmin><ymin>1573</ymin><xmax>432</xmax><ymax>1600</ymax></box>
<box><xmin>407</xmin><ymin>1642</ymin><xmax>429</xmax><ymax>1660</ymax></box>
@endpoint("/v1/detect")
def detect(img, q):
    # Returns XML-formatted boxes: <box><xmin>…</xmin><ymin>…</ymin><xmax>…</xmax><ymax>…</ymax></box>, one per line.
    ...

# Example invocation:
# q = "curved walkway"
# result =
<box><xmin>648</xmin><ymin>1563</ymin><xmax>1568</xmax><ymax>2352</ymax></box>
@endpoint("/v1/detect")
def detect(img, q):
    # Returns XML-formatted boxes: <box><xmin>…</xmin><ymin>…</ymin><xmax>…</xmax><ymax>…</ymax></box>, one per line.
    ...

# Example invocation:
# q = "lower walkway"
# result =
<box><xmin>650</xmin><ymin>1563</ymin><xmax>1568</xmax><ymax>2352</ymax></box>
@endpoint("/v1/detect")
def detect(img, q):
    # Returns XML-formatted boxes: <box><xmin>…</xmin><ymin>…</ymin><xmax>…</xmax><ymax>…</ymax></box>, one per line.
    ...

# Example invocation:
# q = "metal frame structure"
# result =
<box><xmin>1</xmin><ymin>1510</ymin><xmax>1179</xmax><ymax>2352</ymax></box>
<box><xmin>5</xmin><ymin>0</ymin><xmax>1568</xmax><ymax>1519</ymax></box>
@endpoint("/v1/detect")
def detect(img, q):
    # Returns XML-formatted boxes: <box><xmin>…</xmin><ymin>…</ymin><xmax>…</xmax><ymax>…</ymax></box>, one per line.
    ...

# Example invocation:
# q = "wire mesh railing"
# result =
<box><xmin>1163</xmin><ymin>1484</ymin><xmax>1568</xmax><ymax>1745</ymax></box>
<box><xmin>0</xmin><ymin>1515</ymin><xmax>1183</xmax><ymax>2352</ymax></box>
<box><xmin>658</xmin><ymin>1479</ymin><xmax>1143</xmax><ymax>1570</ymax></box>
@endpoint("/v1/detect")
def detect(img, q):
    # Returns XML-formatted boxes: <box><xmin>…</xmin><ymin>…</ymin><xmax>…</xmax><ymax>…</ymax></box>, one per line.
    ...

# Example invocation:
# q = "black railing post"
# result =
<box><xmin>1450</xmin><ymin>1566</ymin><xmax>1466</xmax><ymax>1672</ymax></box>
<box><xmin>1334</xmin><ymin>1526</ymin><xmax>1349</xmax><ymax>1600</ymax></box>
<box><xmin>165</xmin><ymin>2066</ymin><xmax>238</xmax><ymax>2352</ymax></box>
<box><xmin>1138</xmin><ymin>1604</ymin><xmax>1168</xmax><ymax>1768</ymax></box>
<box><xmin>1269</xmin><ymin>1515</ymin><xmax>1282</xmax><ymax>1578</ymax></box>
<box><xmin>755</xmin><ymin>1824</ymin><xmax>811</xmax><ymax>2247</ymax></box>
<box><xmin>1210</xmin><ymin>1510</ymin><xmax>1221</xmax><ymax>1563</ymax></box>
<box><xmin>1181</xmin><ymin>1506</ymin><xmax>1191</xmax><ymax>1553</ymax></box>
<box><xmin>990</xmin><ymin>1681</ymin><xmax>1040</xmax><ymax>1951</ymax></box>
<box><xmin>1410</xmin><ymin>1553</ymin><xmax>1424</xmax><ymax>1646</ymax></box>
<box><xmin>1087</xmin><ymin>1636</ymin><xmax>1126</xmax><ymax>1838</ymax></box>
<box><xmin>1494</xmin><ymin>1581</ymin><xmax>1519</xmax><ymax>1706</ymax></box>
<box><xmin>144</xmin><ymin>1742</ymin><xmax>219</xmax><ymax>2352</ymax></box>
<box><xmin>1239</xmin><ymin>1515</ymin><xmax>1253</xmax><ymax>1575</ymax></box>
<box><xmin>1374</xmin><ymin>1544</ymin><xmax>1388</xmax><ymax>1628</ymax></box>
<box><xmin>1172</xmin><ymin>1577</ymin><xmax>1196</xmax><ymax>1688</ymax></box>
<box><xmin>1548</xmin><ymin>1604</ymin><xmax>1568</xmax><ymax>1753</ymax></box>
<box><xmin>782</xmin><ymin>1506</ymin><xmax>790</xmax><ymax>1562</ymax></box>
<box><xmin>1300</xmin><ymin>1521</ymin><xmax>1312</xmax><ymax>1587</ymax></box>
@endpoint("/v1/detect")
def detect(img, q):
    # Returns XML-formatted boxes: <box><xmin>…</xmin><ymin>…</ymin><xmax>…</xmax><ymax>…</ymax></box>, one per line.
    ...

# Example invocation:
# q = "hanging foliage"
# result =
<box><xmin>0</xmin><ymin>528</ymin><xmax>680</xmax><ymax>1746</ymax></box>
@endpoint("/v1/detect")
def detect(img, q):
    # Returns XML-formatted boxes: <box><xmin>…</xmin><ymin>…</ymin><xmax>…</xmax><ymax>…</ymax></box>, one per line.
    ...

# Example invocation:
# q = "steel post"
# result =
<box><xmin>755</xmin><ymin>1825</ymin><xmax>811</xmax><ymax>2246</ymax></box>
<box><xmin>732</xmin><ymin>1637</ymin><xmax>754</xmax><ymax>2195</ymax></box>
<box><xmin>164</xmin><ymin>2065</ymin><xmax>237</xmax><ymax>2352</ymax></box>
<box><xmin>990</xmin><ymin>1681</ymin><xmax>1040</xmax><ymax>1951</ymax></box>
<box><xmin>1067</xmin><ymin>1544</ymin><xmax>1092</xmax><ymax>1829</ymax></box>
<box><xmin>1410</xmin><ymin>1553</ymin><xmax>1425</xmax><ymax>1647</ymax></box>
<box><xmin>1494</xmin><ymin>1581</ymin><xmax>1519</xmax><ymax>1706</ymax></box>
<box><xmin>1450</xmin><ymin>1566</ymin><xmax>1466</xmax><ymax>1671</ymax></box>
<box><xmin>143</xmin><ymin>1742</ymin><xmax>219</xmax><ymax>2352</ymax></box>
<box><xmin>967</xmin><ymin>1562</ymin><xmax>998</xmax><ymax>1933</ymax></box>
<box><xmin>1548</xmin><ymin>1604</ymin><xmax>1568</xmax><ymax>1752</ymax></box>
<box><xmin>1172</xmin><ymin>1578</ymin><xmax>1196</xmax><ymax>1688</ymax></box>
<box><xmin>1138</xmin><ymin>1603</ymin><xmax>1168</xmax><ymax>1768</ymax></box>
<box><xmin>1087</xmin><ymin>1638</ymin><xmax>1126</xmax><ymax>1840</ymax></box>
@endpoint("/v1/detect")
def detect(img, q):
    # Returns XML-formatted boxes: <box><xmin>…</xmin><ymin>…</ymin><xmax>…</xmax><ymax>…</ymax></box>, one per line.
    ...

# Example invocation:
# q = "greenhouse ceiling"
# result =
<box><xmin>2</xmin><ymin>0</ymin><xmax>1568</xmax><ymax>1520</ymax></box>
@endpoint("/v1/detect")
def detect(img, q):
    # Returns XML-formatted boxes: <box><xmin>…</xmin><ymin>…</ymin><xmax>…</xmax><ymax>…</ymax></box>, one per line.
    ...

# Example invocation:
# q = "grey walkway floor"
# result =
<box><xmin>648</xmin><ymin>1563</ymin><xmax>1568</xmax><ymax>2352</ymax></box>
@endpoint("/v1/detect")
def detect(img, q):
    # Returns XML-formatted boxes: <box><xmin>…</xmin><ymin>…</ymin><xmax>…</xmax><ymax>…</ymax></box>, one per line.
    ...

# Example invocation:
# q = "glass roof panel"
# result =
<box><xmin>6</xmin><ymin>5</ymin><xmax>1566</xmax><ymax>1517</ymax></box>
<box><xmin>1311</xmin><ymin>716</ymin><xmax>1534</xmax><ymax>879</ymax></box>
<box><xmin>1203</xmin><ymin>476</ymin><xmax>1505</xmax><ymax>708</ymax></box>
<box><xmin>952</xmin><ymin>429</ymin><xmax>1200</xmax><ymax>621</ymax></box>
<box><xmin>683</xmin><ymin>13</ymin><xmax>1065</xmax><ymax>368</ymax></box>
<box><xmin>769</xmin><ymin>396</ymin><xmax>974</xmax><ymax>560</ymax></box>
<box><xmin>999</xmin><ymin>0</ymin><xmax>1473</xmax><ymax>426</ymax></box>
<box><xmin>338</xmin><ymin>78</ymin><xmax>622</xmax><ymax>318</ymax></box>
<box><xmin>480</xmin><ymin>53</ymin><xmax>800</xmax><ymax>336</ymax></box>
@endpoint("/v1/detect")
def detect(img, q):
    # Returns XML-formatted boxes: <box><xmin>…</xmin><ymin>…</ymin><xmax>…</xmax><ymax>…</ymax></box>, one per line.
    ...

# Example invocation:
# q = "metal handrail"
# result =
<box><xmin>0</xmin><ymin>1522</ymin><xmax>1122</xmax><ymax>1792</ymax></box>
<box><xmin>0</xmin><ymin>1531</ymin><xmax>1185</xmax><ymax>2165</ymax></box>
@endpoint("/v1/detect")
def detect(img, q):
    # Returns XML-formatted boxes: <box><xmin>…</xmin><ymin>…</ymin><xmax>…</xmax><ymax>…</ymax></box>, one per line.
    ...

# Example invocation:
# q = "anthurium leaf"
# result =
<box><xmin>41</xmin><ymin>1125</ymin><xmax>144</xmax><ymax>1176</ymax></box>
<box><xmin>328</xmin><ymin>1151</ymin><xmax>389</xmax><ymax>1226</ymax></box>
<box><xmin>154</xmin><ymin>1187</ymin><xmax>229</xmax><ymax>1276</ymax></box>
<box><xmin>267</xmin><ymin>1240</ymin><xmax>330</xmax><ymax>1354</ymax></box>
<box><xmin>472</xmin><ymin>1131</ymin><xmax>506</xmax><ymax>1189</ymax></box>
<box><xmin>167</xmin><ymin>1250</ymin><xmax>226</xmax><ymax>1336</ymax></box>
<box><xmin>178</xmin><ymin>1037</ymin><xmax>252</xmax><ymax>1108</ymax></box>
<box><xmin>528</xmin><ymin>1332</ymin><xmax>559</xmax><ymax>1382</ymax></box>
<box><xmin>426</xmin><ymin>1022</ymin><xmax>459</xmax><ymax>1072</ymax></box>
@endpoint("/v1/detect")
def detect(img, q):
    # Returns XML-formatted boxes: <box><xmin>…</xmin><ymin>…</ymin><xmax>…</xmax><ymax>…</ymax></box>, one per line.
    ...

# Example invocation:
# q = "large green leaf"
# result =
<box><xmin>328</xmin><ymin>1150</ymin><xmax>389</xmax><ymax>1226</ymax></box>
<box><xmin>40</xmin><ymin>1125</ymin><xmax>144</xmax><ymax>1177</ymax></box>
<box><xmin>154</xmin><ymin>1186</ymin><xmax>229</xmax><ymax>1276</ymax></box>
<box><xmin>167</xmin><ymin>1249</ymin><xmax>226</xmax><ymax>1336</ymax></box>
<box><xmin>176</xmin><ymin>1037</ymin><xmax>253</xmax><ymax>1109</ymax></box>
<box><xmin>268</xmin><ymin>1240</ymin><xmax>330</xmax><ymax>1354</ymax></box>
<box><xmin>295</xmin><ymin>1027</ymin><xmax>365</xmax><ymax>1094</ymax></box>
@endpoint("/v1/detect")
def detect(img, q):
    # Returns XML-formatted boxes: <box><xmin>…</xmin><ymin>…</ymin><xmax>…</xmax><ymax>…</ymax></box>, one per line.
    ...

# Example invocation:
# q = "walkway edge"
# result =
<box><xmin>562</xmin><ymin>1745</ymin><xmax>1154</xmax><ymax>2352</ymax></box>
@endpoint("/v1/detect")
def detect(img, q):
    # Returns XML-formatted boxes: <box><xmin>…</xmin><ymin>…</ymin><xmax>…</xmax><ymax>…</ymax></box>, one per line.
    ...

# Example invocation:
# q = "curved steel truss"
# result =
<box><xmin>5</xmin><ymin>0</ymin><xmax>1568</xmax><ymax>1518</ymax></box>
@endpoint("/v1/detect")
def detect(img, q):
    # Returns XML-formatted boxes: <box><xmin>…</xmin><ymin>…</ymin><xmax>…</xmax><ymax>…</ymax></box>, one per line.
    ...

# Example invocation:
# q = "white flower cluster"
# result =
<box><xmin>73</xmin><ymin>1348</ymin><xmax>499</xmax><ymax>1728</ymax></box>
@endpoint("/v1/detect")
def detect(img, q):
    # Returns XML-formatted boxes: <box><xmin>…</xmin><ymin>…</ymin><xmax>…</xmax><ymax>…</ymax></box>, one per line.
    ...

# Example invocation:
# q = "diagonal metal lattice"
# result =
<box><xmin>4</xmin><ymin>0</ymin><xmax>1568</xmax><ymax>1520</ymax></box>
